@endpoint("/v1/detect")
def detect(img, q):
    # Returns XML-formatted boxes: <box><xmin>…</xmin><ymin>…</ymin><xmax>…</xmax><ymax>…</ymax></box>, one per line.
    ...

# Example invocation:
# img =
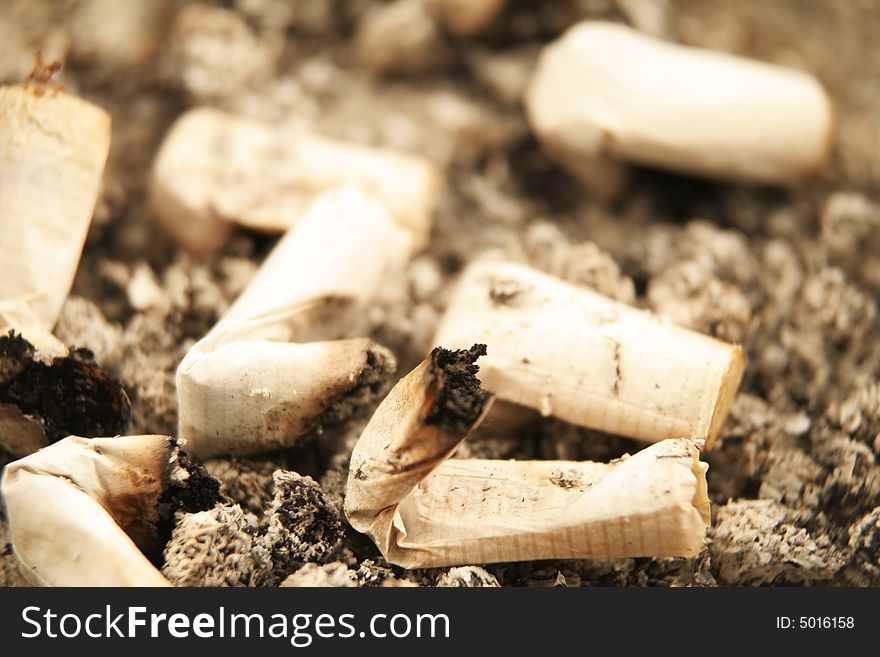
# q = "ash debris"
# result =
<box><xmin>280</xmin><ymin>562</ymin><xmax>358</xmax><ymax>588</ymax></box>
<box><xmin>712</xmin><ymin>500</ymin><xmax>843</xmax><ymax>585</ymax></box>
<box><xmin>436</xmin><ymin>566</ymin><xmax>500</xmax><ymax>587</ymax></box>
<box><xmin>0</xmin><ymin>331</ymin><xmax>131</xmax><ymax>447</ymax></box>
<box><xmin>843</xmin><ymin>508</ymin><xmax>880</xmax><ymax>586</ymax></box>
<box><xmin>354</xmin><ymin>559</ymin><xmax>418</xmax><ymax>588</ymax></box>
<box><xmin>203</xmin><ymin>455</ymin><xmax>278</xmax><ymax>519</ymax></box>
<box><xmin>162</xmin><ymin>469</ymin><xmax>345</xmax><ymax>586</ymax></box>
<box><xmin>261</xmin><ymin>470</ymin><xmax>345</xmax><ymax>585</ymax></box>
<box><xmin>163</xmin><ymin>504</ymin><xmax>271</xmax><ymax>587</ymax></box>
<box><xmin>158</xmin><ymin>450</ymin><xmax>224</xmax><ymax>520</ymax></box>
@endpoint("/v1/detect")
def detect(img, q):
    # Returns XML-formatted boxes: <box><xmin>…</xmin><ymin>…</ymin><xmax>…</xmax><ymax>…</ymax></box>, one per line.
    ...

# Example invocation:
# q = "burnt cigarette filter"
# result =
<box><xmin>526</xmin><ymin>21</ymin><xmax>833</xmax><ymax>195</ymax></box>
<box><xmin>151</xmin><ymin>107</ymin><xmax>441</xmax><ymax>254</ymax></box>
<box><xmin>176</xmin><ymin>187</ymin><xmax>410</xmax><ymax>458</ymax></box>
<box><xmin>345</xmin><ymin>345</ymin><xmax>710</xmax><ymax>568</ymax></box>
<box><xmin>1</xmin><ymin>435</ymin><xmax>182</xmax><ymax>586</ymax></box>
<box><xmin>433</xmin><ymin>261</ymin><xmax>745</xmax><ymax>448</ymax></box>
<box><xmin>0</xmin><ymin>83</ymin><xmax>111</xmax><ymax>353</ymax></box>
<box><xmin>0</xmin><ymin>84</ymin><xmax>130</xmax><ymax>460</ymax></box>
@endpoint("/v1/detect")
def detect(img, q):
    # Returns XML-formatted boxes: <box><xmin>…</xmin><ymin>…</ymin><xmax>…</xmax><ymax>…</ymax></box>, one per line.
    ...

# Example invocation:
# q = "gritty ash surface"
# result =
<box><xmin>1</xmin><ymin>0</ymin><xmax>879</xmax><ymax>587</ymax></box>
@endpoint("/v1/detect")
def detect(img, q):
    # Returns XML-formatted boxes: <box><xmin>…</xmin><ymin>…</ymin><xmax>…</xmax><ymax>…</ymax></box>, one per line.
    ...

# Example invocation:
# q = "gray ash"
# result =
<box><xmin>261</xmin><ymin>471</ymin><xmax>345</xmax><ymax>585</ymax></box>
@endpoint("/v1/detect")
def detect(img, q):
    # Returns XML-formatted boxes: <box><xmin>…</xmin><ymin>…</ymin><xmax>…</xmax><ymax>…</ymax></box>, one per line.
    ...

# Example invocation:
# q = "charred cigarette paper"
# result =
<box><xmin>0</xmin><ymin>435</ymin><xmax>179</xmax><ymax>586</ymax></box>
<box><xmin>345</xmin><ymin>345</ymin><xmax>493</xmax><ymax>565</ymax></box>
<box><xmin>0</xmin><ymin>332</ymin><xmax>131</xmax><ymax>458</ymax></box>
<box><xmin>151</xmin><ymin>107</ymin><xmax>441</xmax><ymax>254</ymax></box>
<box><xmin>345</xmin><ymin>346</ymin><xmax>710</xmax><ymax>568</ymax></box>
<box><xmin>0</xmin><ymin>83</ymin><xmax>111</xmax><ymax>352</ymax></box>
<box><xmin>177</xmin><ymin>188</ymin><xmax>409</xmax><ymax>458</ymax></box>
<box><xmin>526</xmin><ymin>22</ymin><xmax>833</xmax><ymax>192</ymax></box>
<box><xmin>434</xmin><ymin>261</ymin><xmax>744</xmax><ymax>448</ymax></box>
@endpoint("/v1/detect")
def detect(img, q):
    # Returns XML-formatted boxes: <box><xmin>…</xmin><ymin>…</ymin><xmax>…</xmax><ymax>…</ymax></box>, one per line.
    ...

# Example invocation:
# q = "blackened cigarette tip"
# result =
<box><xmin>425</xmin><ymin>343</ymin><xmax>492</xmax><ymax>435</ymax></box>
<box><xmin>0</xmin><ymin>331</ymin><xmax>131</xmax><ymax>446</ymax></box>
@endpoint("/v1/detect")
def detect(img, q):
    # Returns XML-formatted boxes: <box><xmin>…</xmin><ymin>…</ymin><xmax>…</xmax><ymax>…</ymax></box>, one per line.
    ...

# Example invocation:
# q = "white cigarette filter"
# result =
<box><xmin>526</xmin><ymin>22</ymin><xmax>833</xmax><ymax>192</ymax></box>
<box><xmin>1</xmin><ymin>435</ymin><xmax>174</xmax><ymax>586</ymax></box>
<box><xmin>0</xmin><ymin>84</ymin><xmax>111</xmax><ymax>352</ymax></box>
<box><xmin>177</xmin><ymin>187</ymin><xmax>410</xmax><ymax>458</ymax></box>
<box><xmin>151</xmin><ymin>107</ymin><xmax>441</xmax><ymax>254</ymax></box>
<box><xmin>345</xmin><ymin>346</ymin><xmax>710</xmax><ymax>568</ymax></box>
<box><xmin>434</xmin><ymin>261</ymin><xmax>744</xmax><ymax>448</ymax></box>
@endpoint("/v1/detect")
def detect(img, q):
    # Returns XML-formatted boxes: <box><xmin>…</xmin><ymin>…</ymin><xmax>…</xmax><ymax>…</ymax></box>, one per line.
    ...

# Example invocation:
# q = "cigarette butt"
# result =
<box><xmin>1</xmin><ymin>435</ymin><xmax>174</xmax><ymax>586</ymax></box>
<box><xmin>526</xmin><ymin>22</ymin><xmax>833</xmax><ymax>189</ymax></box>
<box><xmin>433</xmin><ymin>261</ymin><xmax>744</xmax><ymax>448</ymax></box>
<box><xmin>345</xmin><ymin>345</ymin><xmax>494</xmax><ymax>553</ymax></box>
<box><xmin>177</xmin><ymin>187</ymin><xmax>409</xmax><ymax>458</ymax></box>
<box><xmin>180</xmin><ymin>338</ymin><xmax>394</xmax><ymax>458</ymax></box>
<box><xmin>151</xmin><ymin>107</ymin><xmax>441</xmax><ymax>254</ymax></box>
<box><xmin>0</xmin><ymin>84</ymin><xmax>111</xmax><ymax>342</ymax></box>
<box><xmin>345</xmin><ymin>346</ymin><xmax>710</xmax><ymax>568</ymax></box>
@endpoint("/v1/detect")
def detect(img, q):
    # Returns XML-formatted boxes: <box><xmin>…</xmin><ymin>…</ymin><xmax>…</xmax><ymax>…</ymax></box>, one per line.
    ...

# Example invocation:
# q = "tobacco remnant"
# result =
<box><xmin>425</xmin><ymin>344</ymin><xmax>492</xmax><ymax>435</ymax></box>
<box><xmin>0</xmin><ymin>331</ymin><xmax>131</xmax><ymax>447</ymax></box>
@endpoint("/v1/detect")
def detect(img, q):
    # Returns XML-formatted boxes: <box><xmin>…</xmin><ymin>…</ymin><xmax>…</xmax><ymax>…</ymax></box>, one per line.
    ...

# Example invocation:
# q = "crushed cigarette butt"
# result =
<box><xmin>345</xmin><ymin>345</ymin><xmax>710</xmax><ymax>568</ymax></box>
<box><xmin>434</xmin><ymin>261</ymin><xmax>744</xmax><ymax>448</ymax></box>
<box><xmin>0</xmin><ymin>434</ymin><xmax>219</xmax><ymax>586</ymax></box>
<box><xmin>177</xmin><ymin>187</ymin><xmax>409</xmax><ymax>458</ymax></box>
<box><xmin>345</xmin><ymin>344</ymin><xmax>494</xmax><ymax>564</ymax></box>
